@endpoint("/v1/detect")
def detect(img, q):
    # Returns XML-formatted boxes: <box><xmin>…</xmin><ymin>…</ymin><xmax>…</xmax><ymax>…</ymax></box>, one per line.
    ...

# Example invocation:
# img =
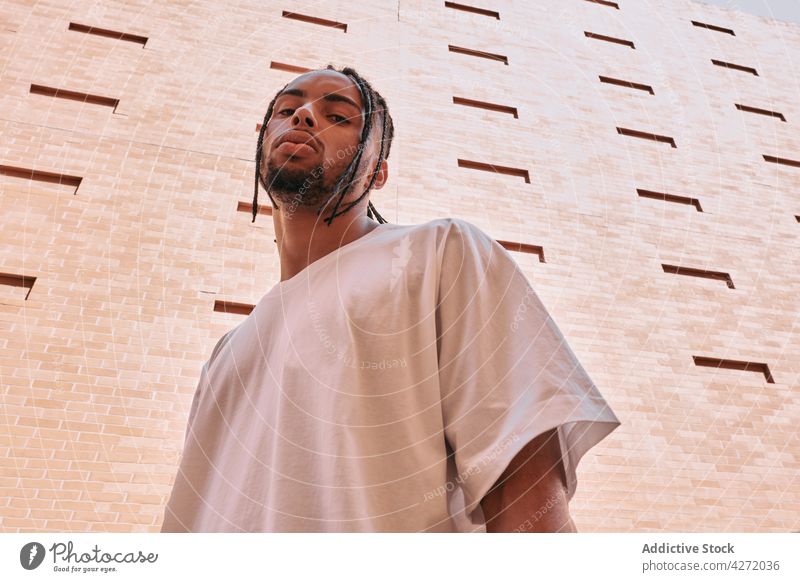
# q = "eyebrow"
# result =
<box><xmin>275</xmin><ymin>88</ymin><xmax>361</xmax><ymax>111</ymax></box>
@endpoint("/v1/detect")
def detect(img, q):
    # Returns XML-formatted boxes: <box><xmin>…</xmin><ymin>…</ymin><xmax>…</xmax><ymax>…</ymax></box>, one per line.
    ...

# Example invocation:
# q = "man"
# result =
<box><xmin>160</xmin><ymin>65</ymin><xmax>622</xmax><ymax>533</ymax></box>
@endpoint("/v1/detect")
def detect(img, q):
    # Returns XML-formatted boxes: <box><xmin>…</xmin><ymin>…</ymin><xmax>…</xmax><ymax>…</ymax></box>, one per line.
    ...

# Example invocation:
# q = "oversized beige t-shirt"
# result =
<box><xmin>161</xmin><ymin>217</ymin><xmax>621</xmax><ymax>532</ymax></box>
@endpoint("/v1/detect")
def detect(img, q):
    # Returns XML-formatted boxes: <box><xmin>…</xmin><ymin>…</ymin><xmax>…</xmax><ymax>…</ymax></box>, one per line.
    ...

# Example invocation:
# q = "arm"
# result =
<box><xmin>480</xmin><ymin>428</ymin><xmax>578</xmax><ymax>533</ymax></box>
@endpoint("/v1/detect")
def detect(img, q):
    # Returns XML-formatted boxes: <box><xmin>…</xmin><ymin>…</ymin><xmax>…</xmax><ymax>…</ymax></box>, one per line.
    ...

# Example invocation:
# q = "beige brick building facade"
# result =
<box><xmin>1</xmin><ymin>0</ymin><xmax>798</xmax><ymax>532</ymax></box>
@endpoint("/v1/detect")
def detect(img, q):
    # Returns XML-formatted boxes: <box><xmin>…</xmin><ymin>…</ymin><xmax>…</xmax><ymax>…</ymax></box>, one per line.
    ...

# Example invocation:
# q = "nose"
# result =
<box><xmin>292</xmin><ymin>104</ymin><xmax>315</xmax><ymax>128</ymax></box>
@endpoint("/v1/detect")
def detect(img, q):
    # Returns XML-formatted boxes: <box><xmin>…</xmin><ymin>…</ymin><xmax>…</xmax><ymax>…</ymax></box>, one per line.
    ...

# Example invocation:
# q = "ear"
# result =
<box><xmin>363</xmin><ymin>158</ymin><xmax>389</xmax><ymax>190</ymax></box>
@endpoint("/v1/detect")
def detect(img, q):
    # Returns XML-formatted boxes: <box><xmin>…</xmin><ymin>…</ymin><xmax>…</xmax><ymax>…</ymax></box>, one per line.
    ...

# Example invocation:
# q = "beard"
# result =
<box><xmin>263</xmin><ymin>155</ymin><xmax>338</xmax><ymax>209</ymax></box>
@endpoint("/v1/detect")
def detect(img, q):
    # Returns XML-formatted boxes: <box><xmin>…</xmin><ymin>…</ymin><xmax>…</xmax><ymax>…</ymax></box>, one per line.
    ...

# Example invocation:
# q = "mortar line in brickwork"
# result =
<box><xmin>2</xmin><ymin>118</ymin><xmax>261</xmax><ymax>163</ymax></box>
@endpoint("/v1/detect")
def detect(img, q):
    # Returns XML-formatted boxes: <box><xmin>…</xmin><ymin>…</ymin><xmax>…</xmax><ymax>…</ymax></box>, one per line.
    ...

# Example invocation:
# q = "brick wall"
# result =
<box><xmin>1</xmin><ymin>0</ymin><xmax>798</xmax><ymax>532</ymax></box>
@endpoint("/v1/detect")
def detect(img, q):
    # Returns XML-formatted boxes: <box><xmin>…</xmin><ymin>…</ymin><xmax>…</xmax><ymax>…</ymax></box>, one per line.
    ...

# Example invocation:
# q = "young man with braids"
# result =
<box><xmin>161</xmin><ymin>66</ymin><xmax>621</xmax><ymax>533</ymax></box>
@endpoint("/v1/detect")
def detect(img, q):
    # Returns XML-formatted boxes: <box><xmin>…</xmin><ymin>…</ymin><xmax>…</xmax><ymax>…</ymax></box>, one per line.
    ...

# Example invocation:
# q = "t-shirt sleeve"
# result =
<box><xmin>435</xmin><ymin>219</ymin><xmax>622</xmax><ymax>525</ymax></box>
<box><xmin>182</xmin><ymin>328</ymin><xmax>236</xmax><ymax>447</ymax></box>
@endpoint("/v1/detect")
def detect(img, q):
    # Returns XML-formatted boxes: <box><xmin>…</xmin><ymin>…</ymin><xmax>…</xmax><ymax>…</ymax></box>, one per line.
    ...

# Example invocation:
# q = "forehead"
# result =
<box><xmin>279</xmin><ymin>70</ymin><xmax>363</xmax><ymax>109</ymax></box>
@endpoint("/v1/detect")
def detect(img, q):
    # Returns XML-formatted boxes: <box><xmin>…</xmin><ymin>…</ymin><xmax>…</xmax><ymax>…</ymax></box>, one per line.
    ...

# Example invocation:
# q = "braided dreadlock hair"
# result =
<box><xmin>253</xmin><ymin>65</ymin><xmax>394</xmax><ymax>226</ymax></box>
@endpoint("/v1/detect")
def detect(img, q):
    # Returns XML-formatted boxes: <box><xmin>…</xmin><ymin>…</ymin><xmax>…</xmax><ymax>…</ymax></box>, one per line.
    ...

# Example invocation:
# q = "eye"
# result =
<box><xmin>277</xmin><ymin>108</ymin><xmax>294</xmax><ymax>116</ymax></box>
<box><xmin>330</xmin><ymin>114</ymin><xmax>349</xmax><ymax>124</ymax></box>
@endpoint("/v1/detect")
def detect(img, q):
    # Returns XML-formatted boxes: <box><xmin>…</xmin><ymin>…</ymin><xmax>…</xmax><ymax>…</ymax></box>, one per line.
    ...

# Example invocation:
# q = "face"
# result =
<box><xmin>260</xmin><ymin>70</ymin><xmax>387</xmax><ymax>212</ymax></box>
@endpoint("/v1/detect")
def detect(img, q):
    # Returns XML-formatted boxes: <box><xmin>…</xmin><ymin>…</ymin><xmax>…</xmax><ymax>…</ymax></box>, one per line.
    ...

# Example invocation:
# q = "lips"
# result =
<box><xmin>275</xmin><ymin>130</ymin><xmax>319</xmax><ymax>152</ymax></box>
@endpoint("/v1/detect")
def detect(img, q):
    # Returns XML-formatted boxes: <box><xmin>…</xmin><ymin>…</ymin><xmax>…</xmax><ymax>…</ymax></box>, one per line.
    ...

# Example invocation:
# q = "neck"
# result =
<box><xmin>272</xmin><ymin>202</ymin><xmax>378</xmax><ymax>282</ymax></box>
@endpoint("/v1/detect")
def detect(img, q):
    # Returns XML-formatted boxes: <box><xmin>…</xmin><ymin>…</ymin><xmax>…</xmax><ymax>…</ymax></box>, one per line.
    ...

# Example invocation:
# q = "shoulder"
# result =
<box><xmin>408</xmin><ymin>217</ymin><xmax>496</xmax><ymax>248</ymax></box>
<box><xmin>207</xmin><ymin>326</ymin><xmax>239</xmax><ymax>368</ymax></box>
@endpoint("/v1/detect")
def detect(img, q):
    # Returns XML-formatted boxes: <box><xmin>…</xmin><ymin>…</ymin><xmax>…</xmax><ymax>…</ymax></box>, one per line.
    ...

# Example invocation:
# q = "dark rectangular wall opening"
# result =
<box><xmin>693</xmin><ymin>356</ymin><xmax>774</xmax><ymax>383</ymax></box>
<box><xmin>452</xmin><ymin>96</ymin><xmax>518</xmax><ymax>118</ymax></box>
<box><xmin>711</xmin><ymin>59</ymin><xmax>758</xmax><ymax>76</ymax></box>
<box><xmin>444</xmin><ymin>1</ymin><xmax>500</xmax><ymax>19</ymax></box>
<box><xmin>0</xmin><ymin>273</ymin><xmax>36</xmax><ymax>301</ymax></box>
<box><xmin>637</xmin><ymin>189</ymin><xmax>703</xmax><ymax>212</ymax></box>
<box><xmin>496</xmin><ymin>240</ymin><xmax>545</xmax><ymax>262</ymax></box>
<box><xmin>599</xmin><ymin>75</ymin><xmax>654</xmax><ymax>94</ymax></box>
<box><xmin>763</xmin><ymin>155</ymin><xmax>800</xmax><ymax>168</ymax></box>
<box><xmin>585</xmin><ymin>0</ymin><xmax>620</xmax><ymax>7</ymax></box>
<box><xmin>238</xmin><ymin>200</ymin><xmax>273</xmax><ymax>216</ymax></box>
<box><xmin>68</xmin><ymin>22</ymin><xmax>148</xmax><ymax>46</ymax></box>
<box><xmin>691</xmin><ymin>20</ymin><xmax>735</xmax><ymax>36</ymax></box>
<box><xmin>281</xmin><ymin>11</ymin><xmax>347</xmax><ymax>32</ymax></box>
<box><xmin>448</xmin><ymin>44</ymin><xmax>508</xmax><ymax>64</ymax></box>
<box><xmin>29</xmin><ymin>84</ymin><xmax>120</xmax><ymax>111</ymax></box>
<box><xmin>735</xmin><ymin>104</ymin><xmax>786</xmax><ymax>122</ymax></box>
<box><xmin>616</xmin><ymin>127</ymin><xmax>677</xmax><ymax>148</ymax></box>
<box><xmin>457</xmin><ymin>159</ymin><xmax>530</xmax><ymax>183</ymax></box>
<box><xmin>584</xmin><ymin>31</ymin><xmax>635</xmax><ymax>49</ymax></box>
<box><xmin>661</xmin><ymin>263</ymin><xmax>735</xmax><ymax>289</ymax></box>
<box><xmin>270</xmin><ymin>61</ymin><xmax>312</xmax><ymax>74</ymax></box>
<box><xmin>0</xmin><ymin>164</ymin><xmax>83</xmax><ymax>194</ymax></box>
<box><xmin>213</xmin><ymin>300</ymin><xmax>255</xmax><ymax>316</ymax></box>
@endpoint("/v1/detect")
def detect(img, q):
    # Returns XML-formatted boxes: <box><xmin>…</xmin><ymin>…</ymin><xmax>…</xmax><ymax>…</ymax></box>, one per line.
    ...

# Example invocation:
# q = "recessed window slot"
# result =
<box><xmin>496</xmin><ymin>240</ymin><xmax>545</xmax><ymax>262</ymax></box>
<box><xmin>661</xmin><ymin>263</ymin><xmax>734</xmax><ymax>289</ymax></box>
<box><xmin>585</xmin><ymin>0</ymin><xmax>619</xmax><ymax>8</ymax></box>
<box><xmin>691</xmin><ymin>21</ymin><xmax>735</xmax><ymax>36</ymax></box>
<box><xmin>270</xmin><ymin>61</ymin><xmax>312</xmax><ymax>74</ymax></box>
<box><xmin>599</xmin><ymin>75</ymin><xmax>654</xmax><ymax>94</ymax></box>
<box><xmin>616</xmin><ymin>127</ymin><xmax>676</xmax><ymax>148</ymax></box>
<box><xmin>452</xmin><ymin>96</ymin><xmax>518</xmax><ymax>118</ymax></box>
<box><xmin>692</xmin><ymin>356</ymin><xmax>774</xmax><ymax>383</ymax></box>
<box><xmin>444</xmin><ymin>1</ymin><xmax>500</xmax><ymax>19</ymax></box>
<box><xmin>457</xmin><ymin>159</ymin><xmax>530</xmax><ymax>183</ymax></box>
<box><xmin>735</xmin><ymin>104</ymin><xmax>786</xmax><ymax>121</ymax></box>
<box><xmin>448</xmin><ymin>44</ymin><xmax>508</xmax><ymax>64</ymax></box>
<box><xmin>281</xmin><ymin>11</ymin><xmax>347</xmax><ymax>32</ymax></box>
<box><xmin>68</xmin><ymin>22</ymin><xmax>148</xmax><ymax>46</ymax></box>
<box><xmin>763</xmin><ymin>155</ymin><xmax>800</xmax><ymax>168</ymax></box>
<box><xmin>29</xmin><ymin>84</ymin><xmax>119</xmax><ymax>111</ymax></box>
<box><xmin>711</xmin><ymin>59</ymin><xmax>758</xmax><ymax>76</ymax></box>
<box><xmin>213</xmin><ymin>300</ymin><xmax>254</xmax><ymax>316</ymax></box>
<box><xmin>0</xmin><ymin>164</ymin><xmax>82</xmax><ymax>194</ymax></box>
<box><xmin>238</xmin><ymin>200</ymin><xmax>273</xmax><ymax>216</ymax></box>
<box><xmin>584</xmin><ymin>31</ymin><xmax>635</xmax><ymax>49</ymax></box>
<box><xmin>0</xmin><ymin>273</ymin><xmax>36</xmax><ymax>301</ymax></box>
<box><xmin>637</xmin><ymin>189</ymin><xmax>703</xmax><ymax>212</ymax></box>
